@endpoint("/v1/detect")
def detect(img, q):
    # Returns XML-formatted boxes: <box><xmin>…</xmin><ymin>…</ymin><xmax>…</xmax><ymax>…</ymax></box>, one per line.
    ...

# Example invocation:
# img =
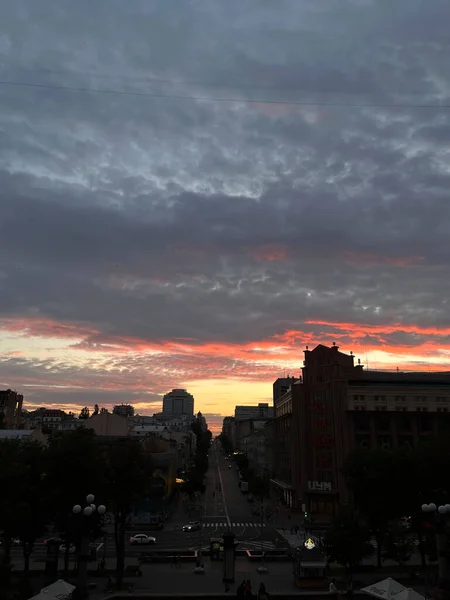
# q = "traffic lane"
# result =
<box><xmin>220</xmin><ymin>461</ymin><xmax>252</xmax><ymax>519</ymax></box>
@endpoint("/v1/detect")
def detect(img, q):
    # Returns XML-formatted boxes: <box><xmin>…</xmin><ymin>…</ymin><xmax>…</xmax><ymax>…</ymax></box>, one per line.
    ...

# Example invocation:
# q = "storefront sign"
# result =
<box><xmin>308</xmin><ymin>480</ymin><xmax>332</xmax><ymax>492</ymax></box>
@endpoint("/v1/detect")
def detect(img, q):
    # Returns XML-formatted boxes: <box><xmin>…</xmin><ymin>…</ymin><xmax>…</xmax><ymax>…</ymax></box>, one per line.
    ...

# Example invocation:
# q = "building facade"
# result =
<box><xmin>291</xmin><ymin>344</ymin><xmax>450</xmax><ymax>522</ymax></box>
<box><xmin>162</xmin><ymin>389</ymin><xmax>194</xmax><ymax>417</ymax></box>
<box><xmin>0</xmin><ymin>389</ymin><xmax>23</xmax><ymax>428</ymax></box>
<box><xmin>235</xmin><ymin>403</ymin><xmax>274</xmax><ymax>421</ymax></box>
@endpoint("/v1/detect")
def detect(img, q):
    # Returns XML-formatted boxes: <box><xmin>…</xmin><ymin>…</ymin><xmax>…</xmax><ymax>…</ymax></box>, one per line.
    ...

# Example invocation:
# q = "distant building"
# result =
<box><xmin>0</xmin><ymin>428</ymin><xmax>48</xmax><ymax>445</ymax></box>
<box><xmin>196</xmin><ymin>411</ymin><xmax>208</xmax><ymax>432</ymax></box>
<box><xmin>162</xmin><ymin>389</ymin><xmax>194</xmax><ymax>417</ymax></box>
<box><xmin>273</xmin><ymin>376</ymin><xmax>300</xmax><ymax>404</ymax></box>
<box><xmin>235</xmin><ymin>403</ymin><xmax>274</xmax><ymax>421</ymax></box>
<box><xmin>86</xmin><ymin>411</ymin><xmax>133</xmax><ymax>437</ymax></box>
<box><xmin>113</xmin><ymin>404</ymin><xmax>135</xmax><ymax>417</ymax></box>
<box><xmin>0</xmin><ymin>389</ymin><xmax>23</xmax><ymax>428</ymax></box>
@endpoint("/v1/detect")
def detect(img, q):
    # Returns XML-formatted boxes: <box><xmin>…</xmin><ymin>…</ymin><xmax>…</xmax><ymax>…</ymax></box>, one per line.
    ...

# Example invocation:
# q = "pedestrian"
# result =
<box><xmin>237</xmin><ymin>581</ymin><xmax>245</xmax><ymax>597</ymax></box>
<box><xmin>329</xmin><ymin>579</ymin><xmax>338</xmax><ymax>596</ymax></box>
<box><xmin>257</xmin><ymin>582</ymin><xmax>268</xmax><ymax>600</ymax></box>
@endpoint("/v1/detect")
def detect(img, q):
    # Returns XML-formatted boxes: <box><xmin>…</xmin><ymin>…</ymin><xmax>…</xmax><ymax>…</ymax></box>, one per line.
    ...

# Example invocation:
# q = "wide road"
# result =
<box><xmin>203</xmin><ymin>439</ymin><xmax>289</xmax><ymax>552</ymax></box>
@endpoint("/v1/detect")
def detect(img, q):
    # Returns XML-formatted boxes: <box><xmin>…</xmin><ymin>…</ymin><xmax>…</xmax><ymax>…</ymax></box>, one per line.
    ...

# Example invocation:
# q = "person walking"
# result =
<box><xmin>257</xmin><ymin>582</ymin><xmax>268</xmax><ymax>600</ymax></box>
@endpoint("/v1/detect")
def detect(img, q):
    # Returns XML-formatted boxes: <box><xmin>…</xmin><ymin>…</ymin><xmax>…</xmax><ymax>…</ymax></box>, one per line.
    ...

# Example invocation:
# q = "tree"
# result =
<box><xmin>44</xmin><ymin>428</ymin><xmax>106</xmax><ymax>578</ymax></box>
<box><xmin>79</xmin><ymin>406</ymin><xmax>90</xmax><ymax>419</ymax></box>
<box><xmin>0</xmin><ymin>439</ymin><xmax>50</xmax><ymax>598</ymax></box>
<box><xmin>103</xmin><ymin>438</ymin><xmax>153</xmax><ymax>589</ymax></box>
<box><xmin>382</xmin><ymin>519</ymin><xmax>416</xmax><ymax>567</ymax></box>
<box><xmin>100</xmin><ymin>407</ymin><xmax>109</xmax><ymax>414</ymax></box>
<box><xmin>343</xmin><ymin>448</ymin><xmax>415</xmax><ymax>566</ymax></box>
<box><xmin>93</xmin><ymin>404</ymin><xmax>99</xmax><ymax>416</ymax></box>
<box><xmin>325</xmin><ymin>504</ymin><xmax>374</xmax><ymax>580</ymax></box>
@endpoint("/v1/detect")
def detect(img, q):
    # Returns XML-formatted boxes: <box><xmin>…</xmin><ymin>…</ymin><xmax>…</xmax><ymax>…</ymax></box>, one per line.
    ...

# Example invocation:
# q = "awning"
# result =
<box><xmin>393</xmin><ymin>589</ymin><xmax>426</xmax><ymax>600</ymax></box>
<box><xmin>270</xmin><ymin>478</ymin><xmax>294</xmax><ymax>490</ymax></box>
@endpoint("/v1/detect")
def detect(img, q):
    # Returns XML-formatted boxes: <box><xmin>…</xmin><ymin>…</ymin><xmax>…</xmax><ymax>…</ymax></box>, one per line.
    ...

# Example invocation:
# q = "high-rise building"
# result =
<box><xmin>162</xmin><ymin>389</ymin><xmax>194</xmax><ymax>417</ymax></box>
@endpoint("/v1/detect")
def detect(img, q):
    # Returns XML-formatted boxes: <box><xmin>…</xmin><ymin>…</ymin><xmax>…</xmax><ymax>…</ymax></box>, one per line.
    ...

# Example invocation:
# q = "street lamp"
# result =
<box><xmin>72</xmin><ymin>494</ymin><xmax>106</xmax><ymax>599</ymax></box>
<box><xmin>421</xmin><ymin>503</ymin><xmax>450</xmax><ymax>596</ymax></box>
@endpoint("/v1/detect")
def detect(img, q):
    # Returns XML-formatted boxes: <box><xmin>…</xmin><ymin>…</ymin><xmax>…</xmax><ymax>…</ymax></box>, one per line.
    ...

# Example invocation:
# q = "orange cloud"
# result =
<box><xmin>250</xmin><ymin>244</ymin><xmax>288</xmax><ymax>262</ymax></box>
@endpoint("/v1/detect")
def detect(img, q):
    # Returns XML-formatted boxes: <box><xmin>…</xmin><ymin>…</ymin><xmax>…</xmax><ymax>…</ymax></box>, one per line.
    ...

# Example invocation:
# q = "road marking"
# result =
<box><xmin>216</xmin><ymin>453</ymin><xmax>231</xmax><ymax>529</ymax></box>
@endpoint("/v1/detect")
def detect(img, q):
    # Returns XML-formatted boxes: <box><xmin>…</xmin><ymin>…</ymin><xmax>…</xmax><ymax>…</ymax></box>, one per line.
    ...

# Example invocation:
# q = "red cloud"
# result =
<box><xmin>250</xmin><ymin>244</ymin><xmax>288</xmax><ymax>262</ymax></box>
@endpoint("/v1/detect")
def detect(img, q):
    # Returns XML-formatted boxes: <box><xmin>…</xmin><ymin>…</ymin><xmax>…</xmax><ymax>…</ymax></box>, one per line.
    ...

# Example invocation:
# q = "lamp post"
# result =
<box><xmin>72</xmin><ymin>494</ymin><xmax>106</xmax><ymax>599</ymax></box>
<box><xmin>422</xmin><ymin>503</ymin><xmax>450</xmax><ymax>597</ymax></box>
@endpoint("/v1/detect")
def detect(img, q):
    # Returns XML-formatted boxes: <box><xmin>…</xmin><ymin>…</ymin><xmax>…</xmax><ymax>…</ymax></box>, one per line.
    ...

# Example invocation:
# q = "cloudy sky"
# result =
<box><xmin>1</xmin><ymin>0</ymin><xmax>450</xmax><ymax>432</ymax></box>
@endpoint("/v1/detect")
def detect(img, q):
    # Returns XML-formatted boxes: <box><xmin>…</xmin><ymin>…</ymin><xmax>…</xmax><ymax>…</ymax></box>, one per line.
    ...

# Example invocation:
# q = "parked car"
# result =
<box><xmin>129</xmin><ymin>534</ymin><xmax>156</xmax><ymax>545</ymax></box>
<box><xmin>182</xmin><ymin>521</ymin><xmax>200</xmax><ymax>532</ymax></box>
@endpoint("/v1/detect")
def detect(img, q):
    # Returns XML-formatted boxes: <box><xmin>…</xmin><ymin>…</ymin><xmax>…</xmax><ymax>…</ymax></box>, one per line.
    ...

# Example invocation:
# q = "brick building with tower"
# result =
<box><xmin>272</xmin><ymin>343</ymin><xmax>450</xmax><ymax>523</ymax></box>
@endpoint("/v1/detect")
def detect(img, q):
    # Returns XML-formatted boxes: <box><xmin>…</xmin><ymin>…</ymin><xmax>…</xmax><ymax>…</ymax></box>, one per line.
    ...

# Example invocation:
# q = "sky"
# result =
<box><xmin>1</xmin><ymin>1</ymin><xmax>450</xmax><ymax>433</ymax></box>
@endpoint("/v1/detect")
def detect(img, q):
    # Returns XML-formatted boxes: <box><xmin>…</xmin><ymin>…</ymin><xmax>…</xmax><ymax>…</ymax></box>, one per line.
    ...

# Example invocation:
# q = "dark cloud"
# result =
<box><xmin>1</xmin><ymin>0</ymin><xmax>450</xmax><ymax>412</ymax></box>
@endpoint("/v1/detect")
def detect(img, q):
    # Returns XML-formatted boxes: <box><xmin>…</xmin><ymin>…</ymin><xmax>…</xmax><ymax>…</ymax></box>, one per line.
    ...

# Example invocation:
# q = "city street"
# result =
<box><xmin>9</xmin><ymin>440</ymin><xmax>286</xmax><ymax>570</ymax></box>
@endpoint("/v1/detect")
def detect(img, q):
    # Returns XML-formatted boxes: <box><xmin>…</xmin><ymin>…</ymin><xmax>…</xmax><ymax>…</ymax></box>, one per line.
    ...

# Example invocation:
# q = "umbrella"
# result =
<box><xmin>361</xmin><ymin>577</ymin><xmax>407</xmax><ymax>599</ymax></box>
<box><xmin>393</xmin><ymin>589</ymin><xmax>426</xmax><ymax>600</ymax></box>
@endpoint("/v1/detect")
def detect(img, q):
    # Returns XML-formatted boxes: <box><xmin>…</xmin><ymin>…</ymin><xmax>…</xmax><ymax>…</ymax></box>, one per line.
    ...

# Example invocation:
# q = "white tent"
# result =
<box><xmin>361</xmin><ymin>577</ymin><xmax>407</xmax><ymax>600</ymax></box>
<box><xmin>393</xmin><ymin>589</ymin><xmax>426</xmax><ymax>600</ymax></box>
<box><xmin>28</xmin><ymin>579</ymin><xmax>75</xmax><ymax>600</ymax></box>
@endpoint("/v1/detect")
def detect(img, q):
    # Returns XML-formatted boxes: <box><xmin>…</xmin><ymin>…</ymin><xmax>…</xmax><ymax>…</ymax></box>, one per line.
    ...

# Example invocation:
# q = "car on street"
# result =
<box><xmin>60</xmin><ymin>543</ymin><xmax>76</xmax><ymax>554</ymax></box>
<box><xmin>129</xmin><ymin>534</ymin><xmax>156</xmax><ymax>545</ymax></box>
<box><xmin>182</xmin><ymin>521</ymin><xmax>200</xmax><ymax>532</ymax></box>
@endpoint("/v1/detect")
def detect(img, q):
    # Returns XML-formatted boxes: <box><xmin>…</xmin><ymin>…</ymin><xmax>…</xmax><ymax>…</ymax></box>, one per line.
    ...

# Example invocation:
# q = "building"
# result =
<box><xmin>222</xmin><ymin>416</ymin><xmax>237</xmax><ymax>449</ymax></box>
<box><xmin>0</xmin><ymin>428</ymin><xmax>48</xmax><ymax>445</ymax></box>
<box><xmin>271</xmin><ymin>380</ymin><xmax>302</xmax><ymax>510</ymax></box>
<box><xmin>0</xmin><ymin>389</ymin><xmax>23</xmax><ymax>428</ymax></box>
<box><xmin>162</xmin><ymin>389</ymin><xmax>194</xmax><ymax>417</ymax></box>
<box><xmin>234</xmin><ymin>403</ymin><xmax>274</xmax><ymax>421</ymax></box>
<box><xmin>241</xmin><ymin>419</ymin><xmax>274</xmax><ymax>479</ymax></box>
<box><xmin>86</xmin><ymin>411</ymin><xmax>133</xmax><ymax>437</ymax></box>
<box><xmin>273</xmin><ymin>377</ymin><xmax>300</xmax><ymax>404</ymax></box>
<box><xmin>281</xmin><ymin>343</ymin><xmax>450</xmax><ymax>522</ymax></box>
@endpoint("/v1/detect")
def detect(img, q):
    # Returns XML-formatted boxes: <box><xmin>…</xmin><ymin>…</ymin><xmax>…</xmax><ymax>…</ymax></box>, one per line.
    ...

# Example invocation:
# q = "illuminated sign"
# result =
<box><xmin>304</xmin><ymin>538</ymin><xmax>315</xmax><ymax>550</ymax></box>
<box><xmin>308</xmin><ymin>480</ymin><xmax>332</xmax><ymax>492</ymax></box>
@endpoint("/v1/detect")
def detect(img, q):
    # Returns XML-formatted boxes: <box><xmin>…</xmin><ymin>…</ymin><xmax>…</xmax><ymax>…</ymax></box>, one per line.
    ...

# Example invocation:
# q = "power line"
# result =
<box><xmin>0</xmin><ymin>78</ymin><xmax>448</xmax><ymax>109</ymax></box>
<box><xmin>0</xmin><ymin>65</ymin><xmax>434</xmax><ymax>96</ymax></box>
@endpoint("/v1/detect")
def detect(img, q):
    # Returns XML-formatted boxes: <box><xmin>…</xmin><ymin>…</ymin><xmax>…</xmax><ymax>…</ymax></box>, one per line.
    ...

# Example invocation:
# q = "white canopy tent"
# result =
<box><xmin>361</xmin><ymin>577</ymin><xmax>407</xmax><ymax>600</ymax></box>
<box><xmin>28</xmin><ymin>579</ymin><xmax>75</xmax><ymax>600</ymax></box>
<box><xmin>394</xmin><ymin>588</ymin><xmax>427</xmax><ymax>600</ymax></box>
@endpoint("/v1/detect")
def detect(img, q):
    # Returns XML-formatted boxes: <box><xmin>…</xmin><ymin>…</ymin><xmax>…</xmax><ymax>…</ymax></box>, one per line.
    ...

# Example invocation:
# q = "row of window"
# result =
<box><xmin>354</xmin><ymin>405</ymin><xmax>449</xmax><ymax>413</ymax></box>
<box><xmin>354</xmin><ymin>394</ymin><xmax>450</xmax><ymax>403</ymax></box>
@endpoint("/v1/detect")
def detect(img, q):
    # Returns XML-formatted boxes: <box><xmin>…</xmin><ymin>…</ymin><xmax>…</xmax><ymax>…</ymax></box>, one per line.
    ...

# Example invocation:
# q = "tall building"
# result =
<box><xmin>0</xmin><ymin>389</ymin><xmax>23</xmax><ymax>428</ymax></box>
<box><xmin>162</xmin><ymin>389</ymin><xmax>194</xmax><ymax>417</ymax></box>
<box><xmin>235</xmin><ymin>403</ymin><xmax>274</xmax><ymax>421</ymax></box>
<box><xmin>272</xmin><ymin>343</ymin><xmax>450</xmax><ymax>522</ymax></box>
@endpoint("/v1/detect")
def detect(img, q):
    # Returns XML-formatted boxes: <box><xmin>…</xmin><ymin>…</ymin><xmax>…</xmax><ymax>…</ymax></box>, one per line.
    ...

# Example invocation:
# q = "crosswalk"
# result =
<box><xmin>202</xmin><ymin>522</ymin><xmax>265</xmax><ymax>529</ymax></box>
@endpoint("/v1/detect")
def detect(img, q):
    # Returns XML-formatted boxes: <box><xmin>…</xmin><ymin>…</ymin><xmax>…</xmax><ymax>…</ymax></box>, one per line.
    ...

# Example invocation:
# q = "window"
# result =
<box><xmin>375</xmin><ymin>406</ymin><xmax>387</xmax><ymax>411</ymax></box>
<box><xmin>354</xmin><ymin>412</ymin><xmax>370</xmax><ymax>432</ymax></box>
<box><xmin>397</xmin><ymin>414</ymin><xmax>411</xmax><ymax>432</ymax></box>
<box><xmin>395</xmin><ymin>396</ymin><xmax>406</xmax><ymax>402</ymax></box>
<box><xmin>353</xmin><ymin>395</ymin><xmax>365</xmax><ymax>401</ymax></box>
<box><xmin>416</xmin><ymin>407</ymin><xmax>428</xmax><ymax>412</ymax></box>
<box><xmin>374</xmin><ymin>395</ymin><xmax>386</xmax><ymax>402</ymax></box>
<box><xmin>436</xmin><ymin>397</ymin><xmax>449</xmax><ymax>403</ymax></box>
<box><xmin>438</xmin><ymin>407</ymin><xmax>449</xmax><ymax>413</ymax></box>
<box><xmin>416</xmin><ymin>396</ymin><xmax>427</xmax><ymax>403</ymax></box>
